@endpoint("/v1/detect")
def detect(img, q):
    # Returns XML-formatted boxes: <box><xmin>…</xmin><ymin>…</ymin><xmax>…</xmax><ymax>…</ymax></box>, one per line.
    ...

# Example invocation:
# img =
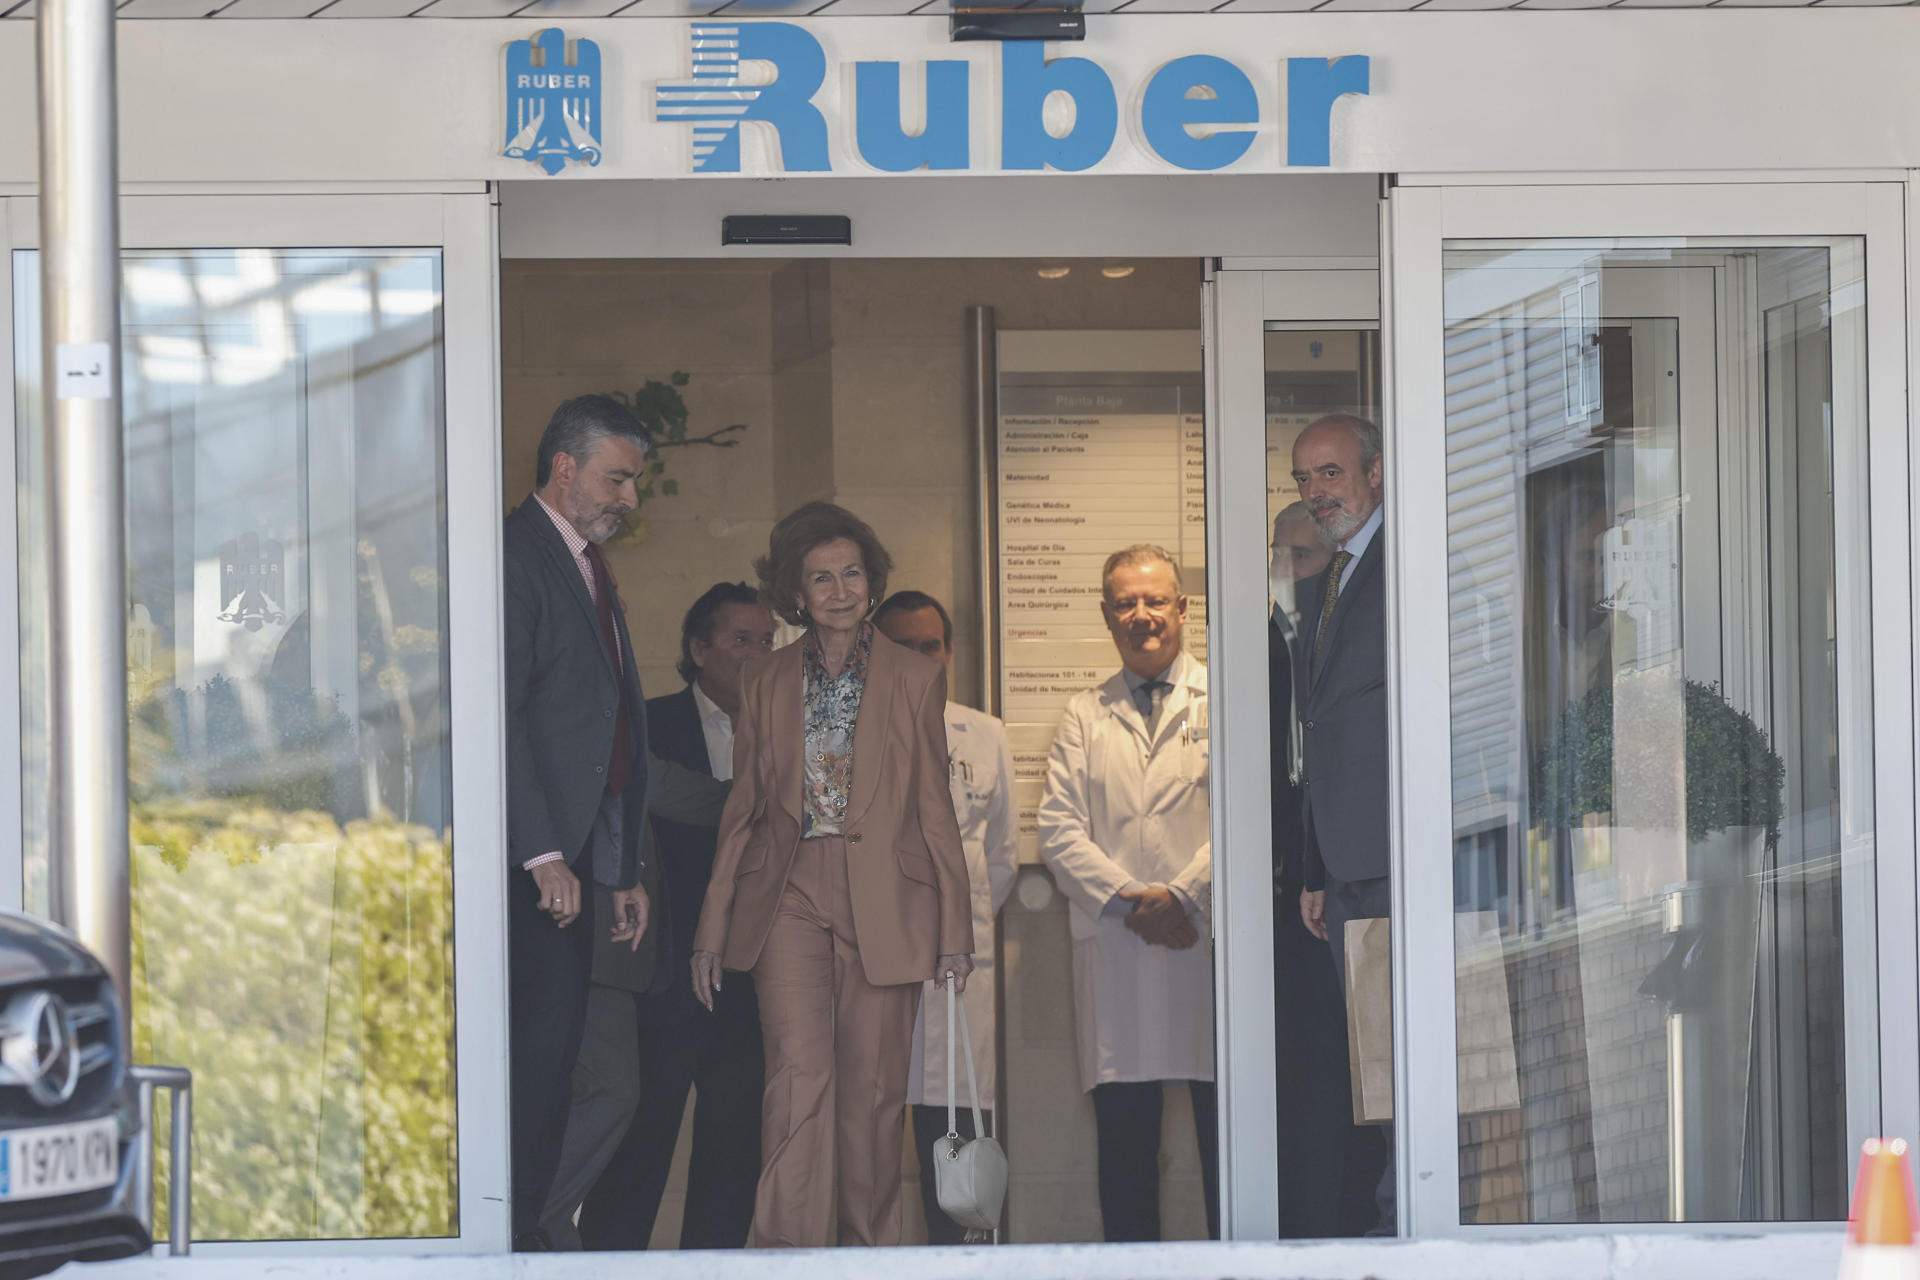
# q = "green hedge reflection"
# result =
<box><xmin>125</xmin><ymin>668</ymin><xmax>457</xmax><ymax>1241</ymax></box>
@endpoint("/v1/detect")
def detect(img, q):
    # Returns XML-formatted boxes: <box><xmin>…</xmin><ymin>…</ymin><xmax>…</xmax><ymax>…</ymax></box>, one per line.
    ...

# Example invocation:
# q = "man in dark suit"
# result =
<box><xmin>575</xmin><ymin>582</ymin><xmax>774</xmax><ymax>1250</ymax></box>
<box><xmin>1289</xmin><ymin>413</ymin><xmax>1394</xmax><ymax>1234</ymax></box>
<box><xmin>505</xmin><ymin>394</ymin><xmax>727</xmax><ymax>1251</ymax></box>
<box><xmin>1270</xmin><ymin>499</ymin><xmax>1388</xmax><ymax>1238</ymax></box>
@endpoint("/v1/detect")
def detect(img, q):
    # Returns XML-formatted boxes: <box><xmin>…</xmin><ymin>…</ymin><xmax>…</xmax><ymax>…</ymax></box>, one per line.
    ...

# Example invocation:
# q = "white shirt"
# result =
<box><xmin>906</xmin><ymin>703</ymin><xmax>1019</xmax><ymax>1108</ymax></box>
<box><xmin>1336</xmin><ymin>502</ymin><xmax>1383</xmax><ymax>592</ymax></box>
<box><xmin>1037</xmin><ymin>652</ymin><xmax>1214</xmax><ymax>1090</ymax></box>
<box><xmin>1101</xmin><ymin>662</ymin><xmax>1196</xmax><ymax>920</ymax></box>
<box><xmin>691</xmin><ymin>681</ymin><xmax>734</xmax><ymax>783</ymax></box>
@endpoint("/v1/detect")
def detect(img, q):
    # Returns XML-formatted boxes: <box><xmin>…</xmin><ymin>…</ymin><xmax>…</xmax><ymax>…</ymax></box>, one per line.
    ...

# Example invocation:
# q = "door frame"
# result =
<box><xmin>1205</xmin><ymin>260</ymin><xmax>1381</xmax><ymax>1239</ymax></box>
<box><xmin>1384</xmin><ymin>178</ymin><xmax>1917</xmax><ymax>1238</ymax></box>
<box><xmin>0</xmin><ymin>190</ymin><xmax>511</xmax><ymax>1255</ymax></box>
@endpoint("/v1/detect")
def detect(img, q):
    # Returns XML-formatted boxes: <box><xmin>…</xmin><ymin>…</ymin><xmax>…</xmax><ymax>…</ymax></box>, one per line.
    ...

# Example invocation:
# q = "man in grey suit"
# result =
<box><xmin>504</xmin><ymin>394</ymin><xmax>728</xmax><ymax>1250</ymax></box>
<box><xmin>1289</xmin><ymin>412</ymin><xmax>1393</xmax><ymax>1233</ymax></box>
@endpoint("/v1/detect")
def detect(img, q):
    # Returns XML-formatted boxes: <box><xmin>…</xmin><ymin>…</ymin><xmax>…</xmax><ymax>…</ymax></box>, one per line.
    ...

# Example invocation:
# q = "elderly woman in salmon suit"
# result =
<box><xmin>691</xmin><ymin>500</ymin><xmax>974</xmax><ymax>1248</ymax></box>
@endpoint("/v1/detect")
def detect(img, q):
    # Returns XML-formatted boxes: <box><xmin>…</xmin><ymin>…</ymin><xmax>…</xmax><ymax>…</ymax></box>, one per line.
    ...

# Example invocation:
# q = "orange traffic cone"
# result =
<box><xmin>1840</xmin><ymin>1139</ymin><xmax>1920</xmax><ymax>1280</ymax></box>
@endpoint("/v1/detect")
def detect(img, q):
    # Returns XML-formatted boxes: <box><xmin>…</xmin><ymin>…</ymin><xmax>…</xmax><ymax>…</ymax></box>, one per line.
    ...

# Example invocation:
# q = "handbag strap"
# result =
<box><xmin>945</xmin><ymin>975</ymin><xmax>988</xmax><ymax>1142</ymax></box>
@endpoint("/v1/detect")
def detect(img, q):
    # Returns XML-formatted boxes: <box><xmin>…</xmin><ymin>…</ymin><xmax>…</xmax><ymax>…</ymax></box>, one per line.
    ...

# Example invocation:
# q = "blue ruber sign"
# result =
<box><xmin>654</xmin><ymin>22</ymin><xmax>1371</xmax><ymax>175</ymax></box>
<box><xmin>504</xmin><ymin>28</ymin><xmax>604</xmax><ymax>176</ymax></box>
<box><xmin>656</xmin><ymin>24</ymin><xmax>830</xmax><ymax>175</ymax></box>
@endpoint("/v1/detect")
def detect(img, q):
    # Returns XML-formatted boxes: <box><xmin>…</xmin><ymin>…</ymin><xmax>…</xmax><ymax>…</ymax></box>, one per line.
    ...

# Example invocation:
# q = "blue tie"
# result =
<box><xmin>1133</xmin><ymin>679</ymin><xmax>1172</xmax><ymax>723</ymax></box>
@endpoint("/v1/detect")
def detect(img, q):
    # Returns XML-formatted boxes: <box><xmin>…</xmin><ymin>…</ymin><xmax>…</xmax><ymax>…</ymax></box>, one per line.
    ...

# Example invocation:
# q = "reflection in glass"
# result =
<box><xmin>15</xmin><ymin>250</ymin><xmax>458</xmax><ymax>1240</ymax></box>
<box><xmin>1442</xmin><ymin>244</ymin><xmax>1865</xmax><ymax>1223</ymax></box>
<box><xmin>1262</xmin><ymin>327</ymin><xmax>1389</xmax><ymax>1239</ymax></box>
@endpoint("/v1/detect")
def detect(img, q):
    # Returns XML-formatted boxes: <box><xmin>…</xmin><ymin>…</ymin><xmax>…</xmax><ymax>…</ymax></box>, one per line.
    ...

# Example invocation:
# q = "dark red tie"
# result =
<box><xmin>584</xmin><ymin>542</ymin><xmax>633</xmax><ymax>796</ymax></box>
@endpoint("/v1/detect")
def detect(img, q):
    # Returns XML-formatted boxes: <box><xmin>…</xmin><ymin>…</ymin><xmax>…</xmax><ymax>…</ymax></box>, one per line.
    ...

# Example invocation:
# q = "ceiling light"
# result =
<box><xmin>1101</xmin><ymin>265</ymin><xmax>1135</xmax><ymax>279</ymax></box>
<box><xmin>1037</xmin><ymin>266</ymin><xmax>1071</xmax><ymax>280</ymax></box>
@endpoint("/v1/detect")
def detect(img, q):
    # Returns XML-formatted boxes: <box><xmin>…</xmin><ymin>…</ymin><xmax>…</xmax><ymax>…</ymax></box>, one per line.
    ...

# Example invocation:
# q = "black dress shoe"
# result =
<box><xmin>514</xmin><ymin>1229</ymin><xmax>555</xmax><ymax>1252</ymax></box>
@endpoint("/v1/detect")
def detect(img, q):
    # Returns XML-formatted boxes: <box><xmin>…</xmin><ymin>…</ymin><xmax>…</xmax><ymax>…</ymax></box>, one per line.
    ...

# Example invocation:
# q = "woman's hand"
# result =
<box><xmin>692</xmin><ymin>950</ymin><xmax>724</xmax><ymax>1012</ymax></box>
<box><xmin>935</xmin><ymin>954</ymin><xmax>976</xmax><ymax>993</ymax></box>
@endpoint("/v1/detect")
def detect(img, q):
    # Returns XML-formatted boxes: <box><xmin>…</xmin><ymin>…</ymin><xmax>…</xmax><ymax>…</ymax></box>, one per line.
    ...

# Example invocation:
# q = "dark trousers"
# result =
<box><xmin>1275</xmin><ymin>878</ymin><xmax>1390</xmax><ymax>1237</ymax></box>
<box><xmin>508</xmin><ymin>857</ymin><xmax>596</xmax><ymax>1240</ymax></box>
<box><xmin>578</xmin><ymin>984</ymin><xmax>765</xmax><ymax>1250</ymax></box>
<box><xmin>1322</xmin><ymin>872</ymin><xmax>1395</xmax><ymax>1234</ymax></box>
<box><xmin>911</xmin><ymin>1104</ymin><xmax>985</xmax><ymax>1244</ymax></box>
<box><xmin>1089</xmin><ymin>1080</ymin><xmax>1219</xmax><ymax>1243</ymax></box>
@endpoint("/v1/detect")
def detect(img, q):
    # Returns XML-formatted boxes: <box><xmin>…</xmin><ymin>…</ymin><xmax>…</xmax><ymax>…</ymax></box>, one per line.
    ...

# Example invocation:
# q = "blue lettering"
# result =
<box><xmin>854</xmin><ymin>60</ymin><xmax>970</xmax><ymax>172</ymax></box>
<box><xmin>735</xmin><ymin>24</ymin><xmax>830</xmax><ymax>172</ymax></box>
<box><xmin>657</xmin><ymin>24</ymin><xmax>1376</xmax><ymax>176</ymax></box>
<box><xmin>1140</xmin><ymin>55</ymin><xmax>1257</xmax><ymax>172</ymax></box>
<box><xmin>1286</xmin><ymin>55</ymin><xmax>1370</xmax><ymax>167</ymax></box>
<box><xmin>1000</xmin><ymin>43</ymin><xmax>1118</xmax><ymax>173</ymax></box>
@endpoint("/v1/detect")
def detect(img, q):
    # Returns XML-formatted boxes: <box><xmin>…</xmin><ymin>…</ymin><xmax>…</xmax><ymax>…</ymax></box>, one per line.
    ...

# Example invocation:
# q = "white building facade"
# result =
<box><xmin>0</xmin><ymin>6</ymin><xmax>1912</xmax><ymax>1268</ymax></box>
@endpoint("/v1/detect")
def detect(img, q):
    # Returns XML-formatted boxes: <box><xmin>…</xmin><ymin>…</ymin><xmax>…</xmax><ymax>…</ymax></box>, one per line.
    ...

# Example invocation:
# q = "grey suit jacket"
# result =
<box><xmin>592</xmin><ymin>748</ymin><xmax>730</xmax><ymax>995</ymax></box>
<box><xmin>504</xmin><ymin>498</ymin><xmax>731</xmax><ymax>994</ymax></box>
<box><xmin>1292</xmin><ymin>526</ymin><xmax>1389</xmax><ymax>889</ymax></box>
<box><xmin>503</xmin><ymin>497</ymin><xmax>651</xmax><ymax>883</ymax></box>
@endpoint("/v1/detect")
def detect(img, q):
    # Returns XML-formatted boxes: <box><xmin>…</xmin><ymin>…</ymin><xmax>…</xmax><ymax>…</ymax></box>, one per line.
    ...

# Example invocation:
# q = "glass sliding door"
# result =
<box><xmin>1206</xmin><ymin>263</ymin><xmax>1386</xmax><ymax>1239</ymax></box>
<box><xmin>1388</xmin><ymin>183</ymin><xmax>1916</xmax><ymax>1236</ymax></box>
<box><xmin>1</xmin><ymin>195</ymin><xmax>508</xmax><ymax>1251</ymax></box>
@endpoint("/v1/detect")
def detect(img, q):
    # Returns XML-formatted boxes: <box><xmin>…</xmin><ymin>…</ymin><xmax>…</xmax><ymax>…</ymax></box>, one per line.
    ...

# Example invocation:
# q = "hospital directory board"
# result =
<box><xmin>994</xmin><ymin>331</ymin><xmax>1207</xmax><ymax>865</ymax></box>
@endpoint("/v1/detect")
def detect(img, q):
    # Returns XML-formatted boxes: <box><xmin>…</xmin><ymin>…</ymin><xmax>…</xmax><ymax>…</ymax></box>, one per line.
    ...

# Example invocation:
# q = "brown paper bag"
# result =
<box><xmin>1342</xmin><ymin>913</ymin><xmax>1521</xmax><ymax>1124</ymax></box>
<box><xmin>1344</xmin><ymin>918</ymin><xmax>1394</xmax><ymax>1124</ymax></box>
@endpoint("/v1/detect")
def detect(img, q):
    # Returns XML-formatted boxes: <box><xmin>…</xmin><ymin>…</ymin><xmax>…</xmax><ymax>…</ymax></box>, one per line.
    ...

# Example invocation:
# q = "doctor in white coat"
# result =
<box><xmin>1038</xmin><ymin>544</ymin><xmax>1216</xmax><ymax>1244</ymax></box>
<box><xmin>874</xmin><ymin>591</ymin><xmax>1019</xmax><ymax>1245</ymax></box>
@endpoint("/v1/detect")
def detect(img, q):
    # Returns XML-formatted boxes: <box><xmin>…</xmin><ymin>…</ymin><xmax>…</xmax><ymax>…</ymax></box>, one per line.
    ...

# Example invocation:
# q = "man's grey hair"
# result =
<box><xmin>535</xmin><ymin>394</ymin><xmax>651</xmax><ymax>488</ymax></box>
<box><xmin>1273</xmin><ymin>499</ymin><xmax>1334</xmax><ymax>546</ymax></box>
<box><xmin>1101</xmin><ymin>544</ymin><xmax>1183</xmax><ymax>596</ymax></box>
<box><xmin>1307</xmin><ymin>412</ymin><xmax>1383</xmax><ymax>472</ymax></box>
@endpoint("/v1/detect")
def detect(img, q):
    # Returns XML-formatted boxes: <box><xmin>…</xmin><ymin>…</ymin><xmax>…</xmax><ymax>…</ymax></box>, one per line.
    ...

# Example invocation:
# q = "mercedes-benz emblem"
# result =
<box><xmin>1</xmin><ymin>992</ymin><xmax>79</xmax><ymax>1107</ymax></box>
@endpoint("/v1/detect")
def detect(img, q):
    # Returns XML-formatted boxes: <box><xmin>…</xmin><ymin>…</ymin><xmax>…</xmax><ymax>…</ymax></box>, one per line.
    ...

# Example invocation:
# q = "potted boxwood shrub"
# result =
<box><xmin>1531</xmin><ymin>677</ymin><xmax>1786</xmax><ymax>1220</ymax></box>
<box><xmin>1530</xmin><ymin>676</ymin><xmax>1785</xmax><ymax>856</ymax></box>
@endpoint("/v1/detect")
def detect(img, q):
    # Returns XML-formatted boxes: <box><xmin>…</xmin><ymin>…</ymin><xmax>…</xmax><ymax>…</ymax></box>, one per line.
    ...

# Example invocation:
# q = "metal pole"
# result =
<box><xmin>965</xmin><ymin>305</ymin><xmax>999</xmax><ymax>715</ymax></box>
<box><xmin>168</xmin><ymin>1076</ymin><xmax>192</xmax><ymax>1254</ymax></box>
<box><xmin>130</xmin><ymin>1065</ymin><xmax>192</xmax><ymax>1253</ymax></box>
<box><xmin>965</xmin><ymin>303</ymin><xmax>1007</xmax><ymax>1244</ymax></box>
<box><xmin>36</xmin><ymin>0</ymin><xmax>130</xmax><ymax>1015</ymax></box>
<box><xmin>131</xmin><ymin>1073</ymin><xmax>153</xmax><ymax>1236</ymax></box>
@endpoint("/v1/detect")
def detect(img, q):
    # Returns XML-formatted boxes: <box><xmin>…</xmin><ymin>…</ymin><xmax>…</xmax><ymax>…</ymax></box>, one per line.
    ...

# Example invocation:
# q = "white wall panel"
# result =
<box><xmin>0</xmin><ymin>13</ymin><xmax>1911</xmax><ymax>182</ymax></box>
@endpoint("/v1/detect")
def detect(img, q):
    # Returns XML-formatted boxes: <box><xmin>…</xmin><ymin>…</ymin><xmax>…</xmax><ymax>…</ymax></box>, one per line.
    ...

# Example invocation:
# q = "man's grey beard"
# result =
<box><xmin>580</xmin><ymin>508</ymin><xmax>629</xmax><ymax>544</ymax></box>
<box><xmin>1313</xmin><ymin>505</ymin><xmax>1363</xmax><ymax>541</ymax></box>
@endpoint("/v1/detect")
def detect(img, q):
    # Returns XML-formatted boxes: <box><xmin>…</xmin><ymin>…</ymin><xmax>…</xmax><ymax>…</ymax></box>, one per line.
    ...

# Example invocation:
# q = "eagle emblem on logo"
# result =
<box><xmin>504</xmin><ymin>28</ymin><xmax>603</xmax><ymax>176</ymax></box>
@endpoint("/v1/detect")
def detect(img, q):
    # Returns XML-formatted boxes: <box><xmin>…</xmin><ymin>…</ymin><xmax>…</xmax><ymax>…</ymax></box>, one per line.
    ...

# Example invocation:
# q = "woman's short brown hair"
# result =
<box><xmin>756</xmin><ymin>501</ymin><xmax>894</xmax><ymax>629</ymax></box>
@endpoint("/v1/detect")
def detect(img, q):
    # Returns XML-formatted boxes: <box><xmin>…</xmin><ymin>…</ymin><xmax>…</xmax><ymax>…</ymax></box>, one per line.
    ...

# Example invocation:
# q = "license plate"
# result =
<box><xmin>0</xmin><ymin>1117</ymin><xmax>118</xmax><ymax>1202</ymax></box>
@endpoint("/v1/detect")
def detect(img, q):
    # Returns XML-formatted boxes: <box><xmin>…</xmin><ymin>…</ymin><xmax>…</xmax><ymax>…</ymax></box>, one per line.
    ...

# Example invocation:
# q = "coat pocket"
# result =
<box><xmin>736</xmin><ymin>827</ymin><xmax>771</xmax><ymax>877</ymax></box>
<box><xmin>895</xmin><ymin>848</ymin><xmax>939</xmax><ymax>888</ymax></box>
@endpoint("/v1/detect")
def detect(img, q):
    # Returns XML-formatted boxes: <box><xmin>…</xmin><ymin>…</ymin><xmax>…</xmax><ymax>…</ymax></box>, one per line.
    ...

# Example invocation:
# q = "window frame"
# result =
<box><xmin>1384</xmin><ymin>179</ymin><xmax>1918</xmax><ymax>1238</ymax></box>
<box><xmin>0</xmin><ymin>191</ymin><xmax>510</xmax><ymax>1255</ymax></box>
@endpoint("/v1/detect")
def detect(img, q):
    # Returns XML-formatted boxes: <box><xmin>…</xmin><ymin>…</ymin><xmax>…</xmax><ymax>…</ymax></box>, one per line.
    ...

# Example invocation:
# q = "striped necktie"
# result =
<box><xmin>1311</xmin><ymin>550</ymin><xmax>1354</xmax><ymax>675</ymax></box>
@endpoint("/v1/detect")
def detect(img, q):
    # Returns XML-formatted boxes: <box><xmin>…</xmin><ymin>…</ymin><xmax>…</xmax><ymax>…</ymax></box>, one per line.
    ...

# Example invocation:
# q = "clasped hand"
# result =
<box><xmin>1121</xmin><ymin>883</ymin><xmax>1198</xmax><ymax>949</ymax></box>
<box><xmin>527</xmin><ymin>861</ymin><xmax>648</xmax><ymax>951</ymax></box>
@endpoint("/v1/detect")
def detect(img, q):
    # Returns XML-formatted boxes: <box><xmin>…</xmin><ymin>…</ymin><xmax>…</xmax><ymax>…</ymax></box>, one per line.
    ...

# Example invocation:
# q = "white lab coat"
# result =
<box><xmin>906</xmin><ymin>703</ymin><xmax>1019</xmax><ymax>1109</ymax></box>
<box><xmin>1037</xmin><ymin>652</ymin><xmax>1214</xmax><ymax>1092</ymax></box>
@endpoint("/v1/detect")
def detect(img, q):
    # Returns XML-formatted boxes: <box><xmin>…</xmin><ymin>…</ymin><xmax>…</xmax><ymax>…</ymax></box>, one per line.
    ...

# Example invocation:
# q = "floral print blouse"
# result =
<box><xmin>800</xmin><ymin>624</ymin><xmax>873</xmax><ymax>837</ymax></box>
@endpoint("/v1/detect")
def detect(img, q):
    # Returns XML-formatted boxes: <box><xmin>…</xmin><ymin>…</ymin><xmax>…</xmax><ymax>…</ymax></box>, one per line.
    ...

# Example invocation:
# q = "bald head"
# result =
<box><xmin>1291</xmin><ymin>414</ymin><xmax>1384</xmax><ymax>543</ymax></box>
<box><xmin>1271</xmin><ymin>500</ymin><xmax>1335</xmax><ymax>585</ymax></box>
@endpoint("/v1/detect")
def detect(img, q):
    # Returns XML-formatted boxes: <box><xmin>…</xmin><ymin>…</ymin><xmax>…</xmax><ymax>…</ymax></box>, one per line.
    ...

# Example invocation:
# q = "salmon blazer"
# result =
<box><xmin>693</xmin><ymin>630</ymin><xmax>974</xmax><ymax>987</ymax></box>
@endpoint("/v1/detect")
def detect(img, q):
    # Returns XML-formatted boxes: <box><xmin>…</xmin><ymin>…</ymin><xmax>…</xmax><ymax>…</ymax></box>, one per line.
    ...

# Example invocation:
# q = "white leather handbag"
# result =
<box><xmin>930</xmin><ymin>977</ymin><xmax>1008</xmax><ymax>1240</ymax></box>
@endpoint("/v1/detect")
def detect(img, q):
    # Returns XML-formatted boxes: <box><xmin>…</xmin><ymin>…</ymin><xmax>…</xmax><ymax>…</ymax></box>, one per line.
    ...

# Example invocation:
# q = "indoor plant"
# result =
<box><xmin>1530</xmin><ymin>677</ymin><xmax>1785</xmax><ymax>853</ymax></box>
<box><xmin>604</xmin><ymin>371</ymin><xmax>750</xmax><ymax>546</ymax></box>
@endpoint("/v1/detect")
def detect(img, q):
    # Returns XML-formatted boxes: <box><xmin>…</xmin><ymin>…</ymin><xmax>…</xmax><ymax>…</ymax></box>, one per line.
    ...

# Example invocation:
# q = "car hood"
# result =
<box><xmin>0</xmin><ymin>911</ymin><xmax>104</xmax><ymax>986</ymax></box>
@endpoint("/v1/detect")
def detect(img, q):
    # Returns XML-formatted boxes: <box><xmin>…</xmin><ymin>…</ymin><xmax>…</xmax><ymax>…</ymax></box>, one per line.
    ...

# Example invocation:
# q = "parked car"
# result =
<box><xmin>0</xmin><ymin>912</ymin><xmax>147</xmax><ymax>1280</ymax></box>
